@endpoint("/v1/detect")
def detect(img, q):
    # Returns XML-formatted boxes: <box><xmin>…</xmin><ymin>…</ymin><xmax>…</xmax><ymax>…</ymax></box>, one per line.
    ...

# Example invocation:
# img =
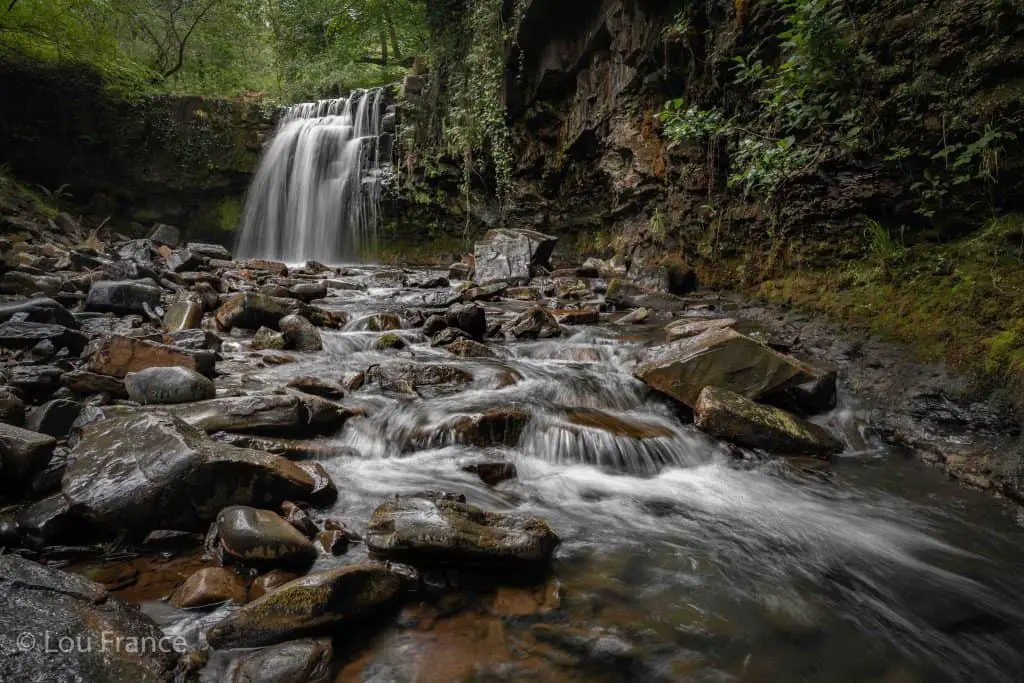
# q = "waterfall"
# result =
<box><xmin>234</xmin><ymin>88</ymin><xmax>390</xmax><ymax>264</ymax></box>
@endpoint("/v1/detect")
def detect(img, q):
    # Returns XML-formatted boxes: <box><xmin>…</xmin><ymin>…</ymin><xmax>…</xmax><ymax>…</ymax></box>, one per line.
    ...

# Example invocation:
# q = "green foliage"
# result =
<box><xmin>0</xmin><ymin>0</ymin><xmax>428</xmax><ymax>100</ymax></box>
<box><xmin>659</xmin><ymin>101</ymin><xmax>728</xmax><ymax>144</ymax></box>
<box><xmin>863</xmin><ymin>217</ymin><xmax>906</xmax><ymax>278</ymax></box>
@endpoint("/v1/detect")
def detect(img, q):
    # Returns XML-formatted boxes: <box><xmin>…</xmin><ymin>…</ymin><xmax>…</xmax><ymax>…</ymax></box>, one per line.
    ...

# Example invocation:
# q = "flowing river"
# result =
<box><xmin>112</xmin><ymin>265</ymin><xmax>1024</xmax><ymax>683</ymax></box>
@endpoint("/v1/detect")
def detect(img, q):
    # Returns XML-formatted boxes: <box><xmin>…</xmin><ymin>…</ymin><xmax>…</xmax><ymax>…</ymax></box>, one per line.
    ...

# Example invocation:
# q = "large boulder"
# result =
<box><xmin>694</xmin><ymin>386</ymin><xmax>844</xmax><ymax>456</ymax></box>
<box><xmin>149</xmin><ymin>223</ymin><xmax>182</xmax><ymax>247</ymax></box>
<box><xmin>85</xmin><ymin>280</ymin><xmax>162</xmax><ymax>315</ymax></box>
<box><xmin>124</xmin><ymin>366</ymin><xmax>216</xmax><ymax>405</ymax></box>
<box><xmin>216</xmin><ymin>293</ymin><xmax>300</xmax><ymax>332</ymax></box>
<box><xmin>0</xmin><ymin>556</ymin><xmax>177</xmax><ymax>683</ymax></box>
<box><xmin>61</xmin><ymin>413</ymin><xmax>324</xmax><ymax>536</ymax></box>
<box><xmin>205</xmin><ymin>564</ymin><xmax>403</xmax><ymax>649</ymax></box>
<box><xmin>0</xmin><ymin>422</ymin><xmax>56</xmax><ymax>489</ymax></box>
<box><xmin>633</xmin><ymin>328</ymin><xmax>814</xmax><ymax>408</ymax></box>
<box><xmin>366</xmin><ymin>493</ymin><xmax>559</xmax><ymax>568</ymax></box>
<box><xmin>365</xmin><ymin>363</ymin><xmax>473</xmax><ymax>397</ymax></box>
<box><xmin>473</xmin><ymin>229</ymin><xmax>557</xmax><ymax>285</ymax></box>
<box><xmin>88</xmin><ymin>335</ymin><xmax>216</xmax><ymax>378</ymax></box>
<box><xmin>214</xmin><ymin>505</ymin><xmax>317</xmax><ymax>568</ymax></box>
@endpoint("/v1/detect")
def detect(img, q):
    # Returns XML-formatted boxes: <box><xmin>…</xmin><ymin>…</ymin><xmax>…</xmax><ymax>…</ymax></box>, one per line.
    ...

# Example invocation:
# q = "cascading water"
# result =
<box><xmin>234</xmin><ymin>88</ymin><xmax>390</xmax><ymax>264</ymax></box>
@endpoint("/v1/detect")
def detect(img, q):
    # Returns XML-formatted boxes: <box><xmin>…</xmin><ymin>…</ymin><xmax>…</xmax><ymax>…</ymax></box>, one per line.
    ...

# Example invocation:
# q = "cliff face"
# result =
<box><xmin>0</xmin><ymin>59</ymin><xmax>275</xmax><ymax>244</ymax></box>
<box><xmin>496</xmin><ymin>0</ymin><xmax>1024</xmax><ymax>277</ymax></box>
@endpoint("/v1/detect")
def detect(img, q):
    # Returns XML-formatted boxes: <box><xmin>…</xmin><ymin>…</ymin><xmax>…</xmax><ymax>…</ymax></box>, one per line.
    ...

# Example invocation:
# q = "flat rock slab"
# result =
<box><xmin>694</xmin><ymin>386</ymin><xmax>844</xmax><ymax>456</ymax></box>
<box><xmin>474</xmin><ymin>228</ymin><xmax>557</xmax><ymax>285</ymax></box>
<box><xmin>366</xmin><ymin>493</ymin><xmax>559</xmax><ymax>568</ymax></box>
<box><xmin>0</xmin><ymin>320</ymin><xmax>88</xmax><ymax>352</ymax></box>
<box><xmin>85</xmin><ymin>280</ymin><xmax>162</xmax><ymax>315</ymax></box>
<box><xmin>206</xmin><ymin>564</ymin><xmax>402</xmax><ymax>649</ymax></box>
<box><xmin>634</xmin><ymin>327</ymin><xmax>814</xmax><ymax>408</ymax></box>
<box><xmin>88</xmin><ymin>335</ymin><xmax>216</xmax><ymax>378</ymax></box>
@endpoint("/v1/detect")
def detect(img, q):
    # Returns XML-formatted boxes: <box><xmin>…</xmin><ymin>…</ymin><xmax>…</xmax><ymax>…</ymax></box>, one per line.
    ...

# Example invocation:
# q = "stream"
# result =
<box><xmin>106</xmin><ymin>266</ymin><xmax>1024</xmax><ymax>682</ymax></box>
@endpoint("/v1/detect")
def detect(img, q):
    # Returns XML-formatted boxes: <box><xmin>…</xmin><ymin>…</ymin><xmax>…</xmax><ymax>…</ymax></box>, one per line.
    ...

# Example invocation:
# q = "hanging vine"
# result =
<box><xmin>418</xmin><ymin>0</ymin><xmax>520</xmax><ymax>222</ymax></box>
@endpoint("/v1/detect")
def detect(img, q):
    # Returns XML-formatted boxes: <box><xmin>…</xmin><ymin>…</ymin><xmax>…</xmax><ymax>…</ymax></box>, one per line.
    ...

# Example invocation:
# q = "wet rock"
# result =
<box><xmin>422</xmin><ymin>314</ymin><xmax>448</xmax><ymax>336</ymax></box>
<box><xmin>252</xmin><ymin>326</ymin><xmax>286</xmax><ymax>350</ymax></box>
<box><xmin>694</xmin><ymin>386</ymin><xmax>843</xmax><ymax>456</ymax></box>
<box><xmin>26</xmin><ymin>398</ymin><xmax>83</xmax><ymax>438</ymax></box>
<box><xmin>564</xmin><ymin>408</ymin><xmax>675</xmax><ymax>439</ymax></box>
<box><xmin>460</xmin><ymin>281</ymin><xmax>508</xmax><ymax>302</ymax></box>
<box><xmin>149</xmin><ymin>223</ymin><xmax>182</xmax><ymax>247</ymax></box>
<box><xmin>339</xmin><ymin>371</ymin><xmax>365</xmax><ymax>392</ymax></box>
<box><xmin>367</xmin><ymin>313</ymin><xmax>403</xmax><ymax>332</ymax></box>
<box><xmin>125</xmin><ymin>366</ymin><xmax>216</xmax><ymax>405</ymax></box>
<box><xmin>286</xmin><ymin>282</ymin><xmax>326</xmax><ymax>302</ymax></box>
<box><xmin>366</xmin><ymin>493</ymin><xmax>559</xmax><ymax>568</ymax></box>
<box><xmin>279</xmin><ymin>314</ymin><xmax>323</xmax><ymax>352</ymax></box>
<box><xmin>205</xmin><ymin>564</ymin><xmax>403</xmax><ymax>649</ymax></box>
<box><xmin>223</xmin><ymin>638</ymin><xmax>333</xmax><ymax>683</ymax></box>
<box><xmin>293</xmin><ymin>461</ymin><xmax>339</xmax><ymax>507</ymax></box>
<box><xmin>556</xmin><ymin>307</ymin><xmax>600</xmax><ymax>325</ymax></box>
<box><xmin>473</xmin><ymin>228</ymin><xmax>557</xmax><ymax>285</ymax></box>
<box><xmin>286</xmin><ymin>376</ymin><xmax>345</xmax><ymax>400</ymax></box>
<box><xmin>304</xmin><ymin>306</ymin><xmax>348</xmax><ymax>329</ymax></box>
<box><xmin>87</xmin><ymin>335</ymin><xmax>216</xmax><ymax>378</ymax></box>
<box><xmin>62</xmin><ymin>413</ymin><xmax>322</xmax><ymax>535</ymax></box>
<box><xmin>160</xmin><ymin>393</ymin><xmax>349</xmax><ymax>434</ymax></box>
<box><xmin>446</xmin><ymin>339</ymin><xmax>497</xmax><ymax>358</ymax></box>
<box><xmin>216</xmin><ymin>293</ymin><xmax>299</xmax><ymax>332</ymax></box>
<box><xmin>281</xmin><ymin>501</ymin><xmax>317</xmax><ymax>538</ymax></box>
<box><xmin>163</xmin><ymin>297</ymin><xmax>203</xmax><ymax>332</ymax></box>
<box><xmin>0</xmin><ymin>297</ymin><xmax>78</xmax><ymax>328</ymax></box>
<box><xmin>408</xmin><ymin>275</ymin><xmax>449</xmax><ymax>289</ymax></box>
<box><xmin>215</xmin><ymin>506</ymin><xmax>317</xmax><ymax>569</ymax></box>
<box><xmin>430</xmin><ymin>327</ymin><xmax>472</xmax><ymax>347</ymax></box>
<box><xmin>0</xmin><ymin>422</ymin><xmax>56</xmax><ymax>488</ymax></box>
<box><xmin>445</xmin><ymin>302</ymin><xmax>486</xmax><ymax>341</ymax></box>
<box><xmin>170</xmin><ymin>567</ymin><xmax>247</xmax><ymax>608</ymax></box>
<box><xmin>504</xmin><ymin>286</ymin><xmax>542</xmax><ymax>301</ymax></box>
<box><xmin>449</xmin><ymin>262</ymin><xmax>473</xmax><ymax>280</ymax></box>
<box><xmin>634</xmin><ymin>328</ymin><xmax>814</xmax><ymax>408</ymax></box>
<box><xmin>164</xmin><ymin>328</ymin><xmax>223</xmax><ymax>352</ymax></box>
<box><xmin>63</xmin><ymin>370</ymin><xmax>127</xmax><ymax>398</ymax></box>
<box><xmin>0</xmin><ymin>320</ymin><xmax>88</xmax><ymax>353</ymax></box>
<box><xmin>665</xmin><ymin>317</ymin><xmax>737</xmax><ymax>341</ymax></box>
<box><xmin>0</xmin><ymin>387</ymin><xmax>26</xmax><ymax>425</ymax></box>
<box><xmin>606</xmin><ymin>279</ymin><xmax>689</xmax><ymax>311</ymax></box>
<box><xmin>427</xmin><ymin>408</ymin><xmax>530</xmax><ymax>449</ymax></box>
<box><xmin>504</xmin><ymin>306</ymin><xmax>563</xmax><ymax>339</ymax></box>
<box><xmin>85</xmin><ymin>280</ymin><xmax>162</xmax><ymax>315</ymax></box>
<box><xmin>8</xmin><ymin>364</ymin><xmax>63</xmax><ymax>399</ymax></box>
<box><xmin>375</xmin><ymin>333</ymin><xmax>408</xmax><ymax>351</ymax></box>
<box><xmin>366</xmin><ymin>363</ymin><xmax>473</xmax><ymax>396</ymax></box>
<box><xmin>583</xmin><ymin>256</ymin><xmax>627</xmax><ymax>279</ymax></box>
<box><xmin>785</xmin><ymin>370</ymin><xmax>839</xmax><ymax>416</ymax></box>
<box><xmin>188</xmin><ymin>242</ymin><xmax>232</xmax><ymax>260</ymax></box>
<box><xmin>462</xmin><ymin>462</ymin><xmax>518</xmax><ymax>486</ymax></box>
<box><xmin>0</xmin><ymin>555</ymin><xmax>176</xmax><ymax>683</ymax></box>
<box><xmin>553</xmin><ymin>278</ymin><xmax>592</xmax><ymax>300</ymax></box>
<box><xmin>243</xmin><ymin>259</ymin><xmax>289</xmax><ymax>276</ymax></box>
<box><xmin>193</xmin><ymin>281</ymin><xmax>222</xmax><ymax>313</ymax></box>
<box><xmin>2</xmin><ymin>270</ymin><xmax>61</xmax><ymax>296</ymax></box>
<box><xmin>249</xmin><ymin>570</ymin><xmax>301</xmax><ymax>601</ymax></box>
<box><xmin>617</xmin><ymin>307</ymin><xmax>650</xmax><ymax>324</ymax></box>
<box><xmin>167</xmin><ymin>247</ymin><xmax>204</xmax><ymax>272</ymax></box>
<box><xmin>15</xmin><ymin>494</ymin><xmax>70</xmax><ymax>546</ymax></box>
<box><xmin>316</xmin><ymin>530</ymin><xmax>349</xmax><ymax>556</ymax></box>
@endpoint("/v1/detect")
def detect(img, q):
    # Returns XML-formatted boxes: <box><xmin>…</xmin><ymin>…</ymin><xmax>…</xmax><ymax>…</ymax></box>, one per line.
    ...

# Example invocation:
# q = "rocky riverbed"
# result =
<box><xmin>0</xmin><ymin>226</ymin><xmax>1023</xmax><ymax>682</ymax></box>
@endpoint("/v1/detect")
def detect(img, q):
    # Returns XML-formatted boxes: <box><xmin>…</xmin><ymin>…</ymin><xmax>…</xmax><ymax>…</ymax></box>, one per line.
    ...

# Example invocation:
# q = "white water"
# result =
<box><xmin>234</xmin><ymin>89</ymin><xmax>389</xmax><ymax>263</ymax></box>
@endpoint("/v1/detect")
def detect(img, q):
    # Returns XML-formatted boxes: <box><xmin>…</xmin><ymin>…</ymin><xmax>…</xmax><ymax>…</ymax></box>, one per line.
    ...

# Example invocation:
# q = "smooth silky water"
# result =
<box><xmin>172</xmin><ymin>266</ymin><xmax>1024</xmax><ymax>682</ymax></box>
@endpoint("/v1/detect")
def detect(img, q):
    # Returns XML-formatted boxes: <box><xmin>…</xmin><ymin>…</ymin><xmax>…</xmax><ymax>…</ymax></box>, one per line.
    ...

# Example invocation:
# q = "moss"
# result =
<box><xmin>750</xmin><ymin>217</ymin><xmax>1024</xmax><ymax>402</ymax></box>
<box><xmin>214</xmin><ymin>196</ymin><xmax>242</xmax><ymax>232</ymax></box>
